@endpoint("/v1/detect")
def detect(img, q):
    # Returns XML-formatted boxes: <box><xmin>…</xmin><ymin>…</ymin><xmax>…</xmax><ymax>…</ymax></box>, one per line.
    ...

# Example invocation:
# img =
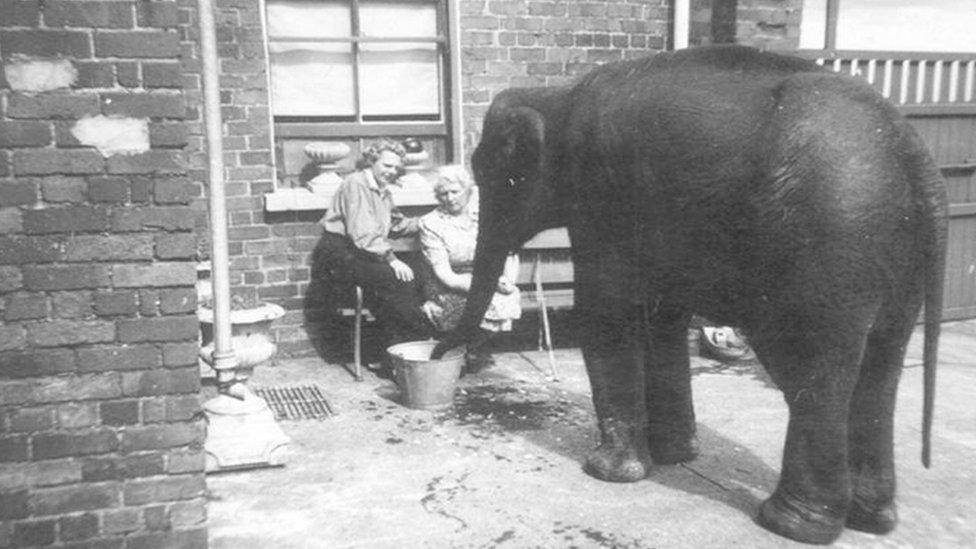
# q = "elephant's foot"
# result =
<box><xmin>649</xmin><ymin>434</ymin><xmax>700</xmax><ymax>465</ymax></box>
<box><xmin>845</xmin><ymin>498</ymin><xmax>897</xmax><ymax>534</ymax></box>
<box><xmin>584</xmin><ymin>444</ymin><xmax>646</xmax><ymax>483</ymax></box>
<box><xmin>757</xmin><ymin>491</ymin><xmax>845</xmax><ymax>545</ymax></box>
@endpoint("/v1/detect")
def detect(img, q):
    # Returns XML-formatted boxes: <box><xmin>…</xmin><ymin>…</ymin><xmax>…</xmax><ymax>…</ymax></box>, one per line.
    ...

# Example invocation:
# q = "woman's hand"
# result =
<box><xmin>496</xmin><ymin>278</ymin><xmax>516</xmax><ymax>295</ymax></box>
<box><xmin>389</xmin><ymin>258</ymin><xmax>415</xmax><ymax>282</ymax></box>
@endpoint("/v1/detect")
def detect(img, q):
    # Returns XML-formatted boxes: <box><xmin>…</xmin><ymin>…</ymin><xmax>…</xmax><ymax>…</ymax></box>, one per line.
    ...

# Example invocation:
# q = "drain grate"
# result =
<box><xmin>252</xmin><ymin>385</ymin><xmax>335</xmax><ymax>421</ymax></box>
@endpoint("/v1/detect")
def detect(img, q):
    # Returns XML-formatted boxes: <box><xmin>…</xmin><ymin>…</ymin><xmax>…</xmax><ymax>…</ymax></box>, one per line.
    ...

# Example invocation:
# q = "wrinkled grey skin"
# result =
<box><xmin>435</xmin><ymin>46</ymin><xmax>948</xmax><ymax>545</ymax></box>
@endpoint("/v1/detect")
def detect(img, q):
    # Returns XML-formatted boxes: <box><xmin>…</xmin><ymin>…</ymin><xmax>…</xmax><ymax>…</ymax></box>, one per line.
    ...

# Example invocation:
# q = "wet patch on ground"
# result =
<box><xmin>551</xmin><ymin>522</ymin><xmax>645</xmax><ymax>548</ymax></box>
<box><xmin>441</xmin><ymin>380</ymin><xmax>591</xmax><ymax>435</ymax></box>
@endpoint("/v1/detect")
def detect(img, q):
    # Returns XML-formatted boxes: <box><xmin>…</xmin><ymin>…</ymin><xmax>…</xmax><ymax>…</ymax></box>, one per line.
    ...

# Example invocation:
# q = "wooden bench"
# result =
<box><xmin>345</xmin><ymin>228</ymin><xmax>573</xmax><ymax>380</ymax></box>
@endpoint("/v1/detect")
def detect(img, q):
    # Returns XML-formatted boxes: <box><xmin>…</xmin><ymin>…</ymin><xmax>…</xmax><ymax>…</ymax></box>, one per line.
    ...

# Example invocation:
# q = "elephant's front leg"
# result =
<box><xmin>645</xmin><ymin>308</ymin><xmax>698</xmax><ymax>464</ymax></box>
<box><xmin>580</xmin><ymin>302</ymin><xmax>650</xmax><ymax>482</ymax></box>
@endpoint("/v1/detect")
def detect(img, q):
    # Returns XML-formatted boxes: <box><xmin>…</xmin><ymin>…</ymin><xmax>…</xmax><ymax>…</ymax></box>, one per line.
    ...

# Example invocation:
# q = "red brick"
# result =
<box><xmin>28</xmin><ymin>320</ymin><xmax>115</xmax><ymax>347</ymax></box>
<box><xmin>75</xmin><ymin>61</ymin><xmax>116</xmax><ymax>88</ymax></box>
<box><xmin>111</xmin><ymin>206</ymin><xmax>196</xmax><ymax>231</ymax></box>
<box><xmin>0</xmin><ymin>207</ymin><xmax>22</xmax><ymax>234</ymax></box>
<box><xmin>0</xmin><ymin>266</ymin><xmax>23</xmax><ymax>292</ymax></box>
<box><xmin>169</xmin><ymin>499</ymin><xmax>206</xmax><ymax>527</ymax></box>
<box><xmin>86</xmin><ymin>176</ymin><xmax>128</xmax><ymax>203</ymax></box>
<box><xmin>0</xmin><ymin>349</ymin><xmax>75</xmax><ymax>378</ymax></box>
<box><xmin>12</xmin><ymin>149</ymin><xmax>104</xmax><ymax>176</ymax></box>
<box><xmin>0</xmin><ymin>489</ymin><xmax>30</xmax><ymax>519</ymax></box>
<box><xmin>107</xmin><ymin>151</ymin><xmax>185</xmax><ymax>174</ymax></box>
<box><xmin>99</xmin><ymin>399</ymin><xmax>139</xmax><ymax>425</ymax></box>
<box><xmin>7</xmin><ymin>407</ymin><xmax>56</xmax><ymax>432</ymax></box>
<box><xmin>30</xmin><ymin>483</ymin><xmax>121</xmax><ymax>515</ymax></box>
<box><xmin>103</xmin><ymin>507</ymin><xmax>141</xmax><ymax>534</ymax></box>
<box><xmin>113</xmin><ymin>262</ymin><xmax>194</xmax><ymax>288</ymax></box>
<box><xmin>52</xmin><ymin>290</ymin><xmax>94</xmax><ymax>319</ymax></box>
<box><xmin>56</xmin><ymin>402</ymin><xmax>98</xmax><ymax>428</ymax></box>
<box><xmin>117</xmin><ymin>316</ymin><xmax>198</xmax><ymax>343</ymax></box>
<box><xmin>39</xmin><ymin>176</ymin><xmax>87</xmax><ymax>203</ymax></box>
<box><xmin>123</xmin><ymin>473</ymin><xmax>205</xmax><ymax>505</ymax></box>
<box><xmin>143</xmin><ymin>505</ymin><xmax>168</xmax><ymax>530</ymax></box>
<box><xmin>22</xmin><ymin>266</ymin><xmax>115</xmax><ymax>292</ymax></box>
<box><xmin>0</xmin><ymin>325</ymin><xmax>28</xmax><ymax>351</ymax></box>
<box><xmin>121</xmin><ymin>367</ymin><xmax>199</xmax><ymax>396</ymax></box>
<box><xmin>60</xmin><ymin>513</ymin><xmax>99</xmax><ymax>542</ymax></box>
<box><xmin>64</xmin><ymin>234</ymin><xmax>155</xmax><ymax>262</ymax></box>
<box><xmin>44</xmin><ymin>1</ymin><xmax>134</xmax><ymax>28</ymax></box>
<box><xmin>0</xmin><ymin>179</ymin><xmax>38</xmax><ymax>206</ymax></box>
<box><xmin>93</xmin><ymin>290</ymin><xmax>139</xmax><ymax>316</ymax></box>
<box><xmin>117</xmin><ymin>61</ymin><xmax>140</xmax><ymax>87</ymax></box>
<box><xmin>161</xmin><ymin>342</ymin><xmax>198</xmax><ymax>367</ymax></box>
<box><xmin>148</xmin><ymin>123</ymin><xmax>187</xmax><ymax>148</ymax></box>
<box><xmin>0</xmin><ymin>380</ymin><xmax>33</xmax><ymax>406</ymax></box>
<box><xmin>32</xmin><ymin>429</ymin><xmax>119</xmax><ymax>459</ymax></box>
<box><xmin>94</xmin><ymin>31</ymin><xmax>180</xmax><ymax>58</ymax></box>
<box><xmin>0</xmin><ymin>120</ymin><xmax>51</xmax><ymax>147</ymax></box>
<box><xmin>81</xmin><ymin>453</ymin><xmax>165</xmax><ymax>481</ymax></box>
<box><xmin>137</xmin><ymin>1</ymin><xmax>179</xmax><ymax>28</ymax></box>
<box><xmin>33</xmin><ymin>372</ymin><xmax>122</xmax><ymax>404</ymax></box>
<box><xmin>120</xmin><ymin>422</ymin><xmax>202</xmax><ymax>454</ymax></box>
<box><xmin>138</xmin><ymin>289</ymin><xmax>159</xmax><ymax>316</ymax></box>
<box><xmin>131</xmin><ymin>176</ymin><xmax>154</xmax><ymax>203</ymax></box>
<box><xmin>159</xmin><ymin>288</ymin><xmax>195</xmax><ymax>313</ymax></box>
<box><xmin>0</xmin><ymin>30</ymin><xmax>91</xmax><ymax>57</ymax></box>
<box><xmin>100</xmin><ymin>92</ymin><xmax>185</xmax><ymax>118</ymax></box>
<box><xmin>0</xmin><ymin>435</ymin><xmax>30</xmax><ymax>462</ymax></box>
<box><xmin>23</xmin><ymin>206</ymin><xmax>110</xmax><ymax>234</ymax></box>
<box><xmin>0</xmin><ymin>0</ymin><xmax>39</xmax><ymax>26</ymax></box>
<box><xmin>143</xmin><ymin>62</ymin><xmax>182</xmax><ymax>88</ymax></box>
<box><xmin>154</xmin><ymin>233</ymin><xmax>196</xmax><ymax>259</ymax></box>
<box><xmin>5</xmin><ymin>92</ymin><xmax>101</xmax><ymax>120</ymax></box>
<box><xmin>154</xmin><ymin>177</ymin><xmax>193</xmax><ymax>204</ymax></box>
<box><xmin>4</xmin><ymin>292</ymin><xmax>48</xmax><ymax>320</ymax></box>
<box><xmin>77</xmin><ymin>344</ymin><xmax>160</xmax><ymax>373</ymax></box>
<box><xmin>12</xmin><ymin>520</ymin><xmax>56</xmax><ymax>547</ymax></box>
<box><xmin>126</xmin><ymin>528</ymin><xmax>207</xmax><ymax>549</ymax></box>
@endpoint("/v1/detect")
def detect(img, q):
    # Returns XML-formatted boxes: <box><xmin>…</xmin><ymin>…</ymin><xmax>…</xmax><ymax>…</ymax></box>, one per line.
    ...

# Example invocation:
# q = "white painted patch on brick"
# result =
<box><xmin>3</xmin><ymin>56</ymin><xmax>78</xmax><ymax>92</ymax></box>
<box><xmin>71</xmin><ymin>116</ymin><xmax>150</xmax><ymax>157</ymax></box>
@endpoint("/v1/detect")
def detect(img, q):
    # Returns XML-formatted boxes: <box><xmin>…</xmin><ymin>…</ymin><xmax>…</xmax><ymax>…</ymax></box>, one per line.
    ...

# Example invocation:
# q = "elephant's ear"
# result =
<box><xmin>493</xmin><ymin>106</ymin><xmax>546</xmax><ymax>182</ymax></box>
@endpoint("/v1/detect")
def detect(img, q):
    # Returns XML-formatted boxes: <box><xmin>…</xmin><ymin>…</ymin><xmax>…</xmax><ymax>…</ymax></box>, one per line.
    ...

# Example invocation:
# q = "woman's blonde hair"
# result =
<box><xmin>356</xmin><ymin>139</ymin><xmax>406</xmax><ymax>169</ymax></box>
<box><xmin>434</xmin><ymin>164</ymin><xmax>475</xmax><ymax>193</ymax></box>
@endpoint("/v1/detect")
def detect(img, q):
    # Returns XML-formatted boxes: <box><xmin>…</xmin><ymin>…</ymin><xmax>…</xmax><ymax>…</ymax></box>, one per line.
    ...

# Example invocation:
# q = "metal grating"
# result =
<box><xmin>253</xmin><ymin>385</ymin><xmax>335</xmax><ymax>421</ymax></box>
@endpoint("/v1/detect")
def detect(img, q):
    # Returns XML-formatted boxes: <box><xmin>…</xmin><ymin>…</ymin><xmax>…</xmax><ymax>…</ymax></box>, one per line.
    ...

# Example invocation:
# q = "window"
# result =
<box><xmin>800</xmin><ymin>0</ymin><xmax>976</xmax><ymax>52</ymax></box>
<box><xmin>264</xmin><ymin>0</ymin><xmax>460</xmax><ymax>192</ymax></box>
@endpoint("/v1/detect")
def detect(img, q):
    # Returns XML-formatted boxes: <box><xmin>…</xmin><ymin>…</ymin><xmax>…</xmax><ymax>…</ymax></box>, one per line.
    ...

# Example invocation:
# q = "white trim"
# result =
<box><xmin>448</xmin><ymin>0</ymin><xmax>464</xmax><ymax>162</ymax></box>
<box><xmin>673</xmin><ymin>0</ymin><xmax>690</xmax><ymax>50</ymax></box>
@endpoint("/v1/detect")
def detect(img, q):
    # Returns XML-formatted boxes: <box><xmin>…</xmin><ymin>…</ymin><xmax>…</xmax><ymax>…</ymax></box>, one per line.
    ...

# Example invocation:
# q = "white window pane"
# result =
<box><xmin>799</xmin><ymin>0</ymin><xmax>826</xmax><ymax>50</ymax></box>
<box><xmin>359</xmin><ymin>43</ymin><xmax>440</xmax><ymax>116</ymax></box>
<box><xmin>836</xmin><ymin>0</ymin><xmax>976</xmax><ymax>52</ymax></box>
<box><xmin>269</xmin><ymin>43</ymin><xmax>354</xmax><ymax>116</ymax></box>
<box><xmin>267</xmin><ymin>0</ymin><xmax>351</xmax><ymax>39</ymax></box>
<box><xmin>360</xmin><ymin>1</ymin><xmax>437</xmax><ymax>37</ymax></box>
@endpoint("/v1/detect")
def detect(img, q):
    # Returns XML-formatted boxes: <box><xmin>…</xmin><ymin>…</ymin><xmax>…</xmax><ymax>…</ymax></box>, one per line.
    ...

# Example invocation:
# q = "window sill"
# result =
<box><xmin>264</xmin><ymin>185</ymin><xmax>438</xmax><ymax>212</ymax></box>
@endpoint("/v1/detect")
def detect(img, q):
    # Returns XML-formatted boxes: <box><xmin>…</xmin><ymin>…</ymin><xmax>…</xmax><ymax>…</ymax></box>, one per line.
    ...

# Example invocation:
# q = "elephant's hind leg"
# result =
<box><xmin>750</xmin><ymin>317</ymin><xmax>870</xmax><ymax>545</ymax></box>
<box><xmin>645</xmin><ymin>307</ymin><xmax>699</xmax><ymax>465</ymax></box>
<box><xmin>845</xmin><ymin>301</ymin><xmax>919</xmax><ymax>534</ymax></box>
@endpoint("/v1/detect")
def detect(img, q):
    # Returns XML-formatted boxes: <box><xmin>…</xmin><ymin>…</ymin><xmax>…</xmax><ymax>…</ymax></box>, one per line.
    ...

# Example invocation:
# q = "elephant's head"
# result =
<box><xmin>433</xmin><ymin>87</ymin><xmax>569</xmax><ymax>355</ymax></box>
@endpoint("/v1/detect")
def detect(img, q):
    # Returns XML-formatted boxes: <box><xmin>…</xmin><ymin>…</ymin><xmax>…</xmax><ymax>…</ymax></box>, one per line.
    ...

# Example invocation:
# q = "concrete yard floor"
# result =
<box><xmin>206</xmin><ymin>322</ymin><xmax>976</xmax><ymax>548</ymax></box>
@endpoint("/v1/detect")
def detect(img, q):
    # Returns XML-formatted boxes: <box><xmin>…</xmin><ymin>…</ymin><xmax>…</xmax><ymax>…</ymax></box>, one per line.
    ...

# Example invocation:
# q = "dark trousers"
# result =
<box><xmin>314</xmin><ymin>232</ymin><xmax>433</xmax><ymax>352</ymax></box>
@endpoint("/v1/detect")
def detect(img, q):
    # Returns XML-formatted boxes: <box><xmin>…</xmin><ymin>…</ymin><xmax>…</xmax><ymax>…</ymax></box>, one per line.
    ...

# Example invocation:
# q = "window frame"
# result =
<box><xmin>262</xmin><ymin>0</ymin><xmax>462</xmax><ymax>161</ymax></box>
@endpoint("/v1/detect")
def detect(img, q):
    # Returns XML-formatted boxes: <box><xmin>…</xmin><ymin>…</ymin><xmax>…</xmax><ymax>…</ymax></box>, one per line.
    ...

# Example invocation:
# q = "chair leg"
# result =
<box><xmin>534</xmin><ymin>254</ymin><xmax>559</xmax><ymax>380</ymax></box>
<box><xmin>354</xmin><ymin>285</ymin><xmax>364</xmax><ymax>382</ymax></box>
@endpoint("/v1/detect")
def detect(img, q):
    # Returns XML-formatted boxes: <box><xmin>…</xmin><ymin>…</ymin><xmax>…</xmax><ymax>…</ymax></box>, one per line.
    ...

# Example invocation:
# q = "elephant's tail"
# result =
<box><xmin>917</xmin><ymin>152</ymin><xmax>949</xmax><ymax>469</ymax></box>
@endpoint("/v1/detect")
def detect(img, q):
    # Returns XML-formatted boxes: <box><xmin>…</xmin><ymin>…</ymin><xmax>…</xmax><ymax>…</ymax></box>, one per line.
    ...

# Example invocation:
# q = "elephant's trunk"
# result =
<box><xmin>432</xmin><ymin>220</ymin><xmax>510</xmax><ymax>358</ymax></box>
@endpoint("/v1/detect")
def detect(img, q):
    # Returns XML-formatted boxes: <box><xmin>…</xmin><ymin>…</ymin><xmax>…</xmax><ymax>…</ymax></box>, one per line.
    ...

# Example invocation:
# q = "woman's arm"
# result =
<box><xmin>420</xmin><ymin>216</ymin><xmax>471</xmax><ymax>292</ymax></box>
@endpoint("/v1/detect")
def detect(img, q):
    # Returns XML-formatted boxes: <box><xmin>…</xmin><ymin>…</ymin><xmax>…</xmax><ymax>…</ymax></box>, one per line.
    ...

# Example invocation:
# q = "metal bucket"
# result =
<box><xmin>387</xmin><ymin>340</ymin><xmax>466</xmax><ymax>410</ymax></box>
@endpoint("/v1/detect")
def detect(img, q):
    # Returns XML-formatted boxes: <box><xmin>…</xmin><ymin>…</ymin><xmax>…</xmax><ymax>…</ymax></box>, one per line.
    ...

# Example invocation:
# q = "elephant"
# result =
<box><xmin>434</xmin><ymin>45</ymin><xmax>948</xmax><ymax>544</ymax></box>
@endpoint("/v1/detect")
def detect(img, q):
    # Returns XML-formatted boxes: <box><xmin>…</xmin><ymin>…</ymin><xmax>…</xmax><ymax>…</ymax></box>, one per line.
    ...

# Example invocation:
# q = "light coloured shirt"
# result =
<box><xmin>320</xmin><ymin>169</ymin><xmax>418</xmax><ymax>261</ymax></box>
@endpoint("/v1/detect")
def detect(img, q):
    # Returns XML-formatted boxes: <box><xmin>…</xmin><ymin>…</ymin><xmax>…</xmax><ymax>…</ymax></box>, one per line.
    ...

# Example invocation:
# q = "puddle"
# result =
<box><xmin>440</xmin><ymin>382</ymin><xmax>589</xmax><ymax>433</ymax></box>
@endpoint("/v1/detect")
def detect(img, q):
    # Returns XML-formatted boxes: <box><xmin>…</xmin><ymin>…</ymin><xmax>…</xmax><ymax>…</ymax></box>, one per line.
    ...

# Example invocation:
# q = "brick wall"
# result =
<box><xmin>178</xmin><ymin>0</ymin><xmax>673</xmax><ymax>357</ymax></box>
<box><xmin>0</xmin><ymin>1</ymin><xmax>207</xmax><ymax>547</ymax></box>
<box><xmin>736</xmin><ymin>0</ymin><xmax>802</xmax><ymax>51</ymax></box>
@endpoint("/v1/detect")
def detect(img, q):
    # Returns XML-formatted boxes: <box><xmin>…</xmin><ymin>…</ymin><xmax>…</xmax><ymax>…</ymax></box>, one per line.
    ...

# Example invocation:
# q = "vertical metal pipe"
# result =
<box><xmin>197</xmin><ymin>0</ymin><xmax>238</xmax><ymax>385</ymax></box>
<box><xmin>673</xmin><ymin>0</ymin><xmax>690</xmax><ymax>50</ymax></box>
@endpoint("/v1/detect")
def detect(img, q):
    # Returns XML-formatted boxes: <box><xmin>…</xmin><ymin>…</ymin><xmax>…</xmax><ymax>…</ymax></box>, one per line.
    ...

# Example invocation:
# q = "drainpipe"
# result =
<box><xmin>674</xmin><ymin>0</ymin><xmax>690</xmax><ymax>50</ymax></box>
<box><xmin>197</xmin><ymin>0</ymin><xmax>290</xmax><ymax>471</ymax></box>
<box><xmin>197</xmin><ymin>0</ymin><xmax>238</xmax><ymax>393</ymax></box>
